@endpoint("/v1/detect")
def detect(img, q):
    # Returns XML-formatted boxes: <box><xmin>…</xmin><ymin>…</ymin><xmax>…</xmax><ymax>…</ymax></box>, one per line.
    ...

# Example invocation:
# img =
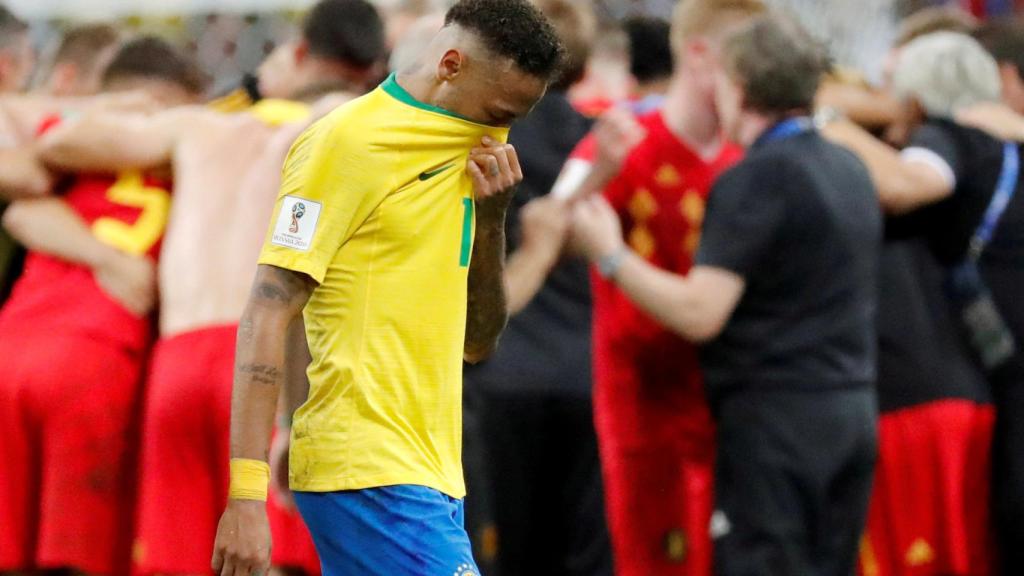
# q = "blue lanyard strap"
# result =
<box><xmin>969</xmin><ymin>141</ymin><xmax>1020</xmax><ymax>261</ymax></box>
<box><xmin>753</xmin><ymin>117</ymin><xmax>814</xmax><ymax>148</ymax></box>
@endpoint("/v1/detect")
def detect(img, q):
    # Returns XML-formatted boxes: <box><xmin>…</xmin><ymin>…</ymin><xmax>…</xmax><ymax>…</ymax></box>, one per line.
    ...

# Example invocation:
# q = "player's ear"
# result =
<box><xmin>437</xmin><ymin>49</ymin><xmax>464</xmax><ymax>82</ymax></box>
<box><xmin>48</xmin><ymin>63</ymin><xmax>78</xmax><ymax>96</ymax></box>
<box><xmin>0</xmin><ymin>53</ymin><xmax>12</xmax><ymax>87</ymax></box>
<box><xmin>293</xmin><ymin>40</ymin><xmax>310</xmax><ymax>65</ymax></box>
<box><xmin>908</xmin><ymin>97</ymin><xmax>927</xmax><ymax>126</ymax></box>
<box><xmin>684</xmin><ymin>38</ymin><xmax>711</xmax><ymax>71</ymax></box>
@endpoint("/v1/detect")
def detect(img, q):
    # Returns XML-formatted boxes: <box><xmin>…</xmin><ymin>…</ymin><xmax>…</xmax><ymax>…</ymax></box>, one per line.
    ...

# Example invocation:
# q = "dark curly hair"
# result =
<box><xmin>303</xmin><ymin>0</ymin><xmax>386</xmax><ymax>69</ymax></box>
<box><xmin>445</xmin><ymin>0</ymin><xmax>565</xmax><ymax>81</ymax></box>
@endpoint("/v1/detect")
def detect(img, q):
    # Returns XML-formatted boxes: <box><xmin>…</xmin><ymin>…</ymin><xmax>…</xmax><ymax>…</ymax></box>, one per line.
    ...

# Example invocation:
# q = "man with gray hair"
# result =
<box><xmin>826</xmin><ymin>31</ymin><xmax>1024</xmax><ymax>574</ymax></box>
<box><xmin>573</xmin><ymin>13</ymin><xmax>881</xmax><ymax>575</ymax></box>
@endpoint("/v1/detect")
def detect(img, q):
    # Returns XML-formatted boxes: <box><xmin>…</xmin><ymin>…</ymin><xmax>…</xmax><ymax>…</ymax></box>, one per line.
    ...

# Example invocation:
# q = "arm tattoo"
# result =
<box><xmin>254</xmin><ymin>282</ymin><xmax>291</xmax><ymax>303</ymax></box>
<box><xmin>251</xmin><ymin>265</ymin><xmax>316</xmax><ymax>306</ymax></box>
<box><xmin>237</xmin><ymin>315</ymin><xmax>255</xmax><ymax>344</ymax></box>
<box><xmin>465</xmin><ymin>217</ymin><xmax>510</xmax><ymax>360</ymax></box>
<box><xmin>238</xmin><ymin>363</ymin><xmax>282</xmax><ymax>386</ymax></box>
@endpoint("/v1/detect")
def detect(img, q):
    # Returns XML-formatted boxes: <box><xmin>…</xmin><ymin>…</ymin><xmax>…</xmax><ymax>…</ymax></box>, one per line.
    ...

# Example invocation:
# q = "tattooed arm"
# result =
<box><xmin>465</xmin><ymin>202</ymin><xmax>510</xmax><ymax>363</ymax></box>
<box><xmin>212</xmin><ymin>264</ymin><xmax>315</xmax><ymax>576</ymax></box>
<box><xmin>229</xmin><ymin>264</ymin><xmax>315</xmax><ymax>462</ymax></box>
<box><xmin>464</xmin><ymin>137</ymin><xmax>523</xmax><ymax>363</ymax></box>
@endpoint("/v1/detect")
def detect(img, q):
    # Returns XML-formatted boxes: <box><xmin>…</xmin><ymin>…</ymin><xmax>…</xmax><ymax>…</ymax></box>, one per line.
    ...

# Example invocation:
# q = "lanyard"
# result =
<box><xmin>968</xmin><ymin>142</ymin><xmax>1020</xmax><ymax>261</ymax></box>
<box><xmin>752</xmin><ymin>117</ymin><xmax>814</xmax><ymax>148</ymax></box>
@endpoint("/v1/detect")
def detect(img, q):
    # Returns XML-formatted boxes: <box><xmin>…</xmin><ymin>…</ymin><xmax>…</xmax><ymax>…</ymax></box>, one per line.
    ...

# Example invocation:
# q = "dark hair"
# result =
<box><xmin>52</xmin><ymin>24</ymin><xmax>120</xmax><ymax>71</ymax></box>
<box><xmin>722</xmin><ymin>14</ymin><xmax>831</xmax><ymax>114</ymax></box>
<box><xmin>0</xmin><ymin>4</ymin><xmax>28</xmax><ymax>50</ymax></box>
<box><xmin>302</xmin><ymin>0</ymin><xmax>385</xmax><ymax>69</ymax></box>
<box><xmin>101</xmin><ymin>36</ymin><xmax>207</xmax><ymax>94</ymax></box>
<box><xmin>624</xmin><ymin>16</ymin><xmax>673</xmax><ymax>85</ymax></box>
<box><xmin>445</xmin><ymin>0</ymin><xmax>565</xmax><ymax>81</ymax></box>
<box><xmin>533</xmin><ymin>0</ymin><xmax>596</xmax><ymax>90</ymax></box>
<box><xmin>974</xmin><ymin>17</ymin><xmax>1024</xmax><ymax>76</ymax></box>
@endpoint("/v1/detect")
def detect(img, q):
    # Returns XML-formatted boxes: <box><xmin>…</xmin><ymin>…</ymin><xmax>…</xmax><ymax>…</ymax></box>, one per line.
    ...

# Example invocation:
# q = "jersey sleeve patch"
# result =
<box><xmin>271</xmin><ymin>195</ymin><xmax>322</xmax><ymax>251</ymax></box>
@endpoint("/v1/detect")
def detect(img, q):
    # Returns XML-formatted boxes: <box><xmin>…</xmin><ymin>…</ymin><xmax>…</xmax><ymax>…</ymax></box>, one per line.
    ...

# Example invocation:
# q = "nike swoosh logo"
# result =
<box><xmin>418</xmin><ymin>164</ymin><xmax>454</xmax><ymax>181</ymax></box>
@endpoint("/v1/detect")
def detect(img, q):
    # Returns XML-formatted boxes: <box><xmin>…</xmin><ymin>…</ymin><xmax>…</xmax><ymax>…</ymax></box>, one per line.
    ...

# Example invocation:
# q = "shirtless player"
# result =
<box><xmin>37</xmin><ymin>1</ymin><xmax>386</xmax><ymax>574</ymax></box>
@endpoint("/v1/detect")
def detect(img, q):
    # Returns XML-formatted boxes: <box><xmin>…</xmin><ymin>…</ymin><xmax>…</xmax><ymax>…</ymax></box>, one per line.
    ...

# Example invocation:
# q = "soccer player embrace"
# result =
<box><xmin>211</xmin><ymin>1</ymin><xmax>564</xmax><ymax>575</ymax></box>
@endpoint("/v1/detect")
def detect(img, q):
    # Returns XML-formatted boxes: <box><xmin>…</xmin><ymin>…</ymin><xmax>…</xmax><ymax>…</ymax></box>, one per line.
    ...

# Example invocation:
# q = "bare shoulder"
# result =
<box><xmin>309</xmin><ymin>91</ymin><xmax>357</xmax><ymax>120</ymax></box>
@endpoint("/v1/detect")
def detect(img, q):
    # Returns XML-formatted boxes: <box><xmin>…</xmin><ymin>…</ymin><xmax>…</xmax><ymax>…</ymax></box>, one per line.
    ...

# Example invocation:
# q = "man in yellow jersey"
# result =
<box><xmin>34</xmin><ymin>2</ymin><xmax>385</xmax><ymax>575</ymax></box>
<box><xmin>210</xmin><ymin>1</ymin><xmax>564</xmax><ymax>575</ymax></box>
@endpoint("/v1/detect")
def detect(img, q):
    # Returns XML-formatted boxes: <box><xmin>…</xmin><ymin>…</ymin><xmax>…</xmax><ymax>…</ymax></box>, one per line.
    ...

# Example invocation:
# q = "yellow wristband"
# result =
<box><xmin>228</xmin><ymin>458</ymin><xmax>271</xmax><ymax>501</ymax></box>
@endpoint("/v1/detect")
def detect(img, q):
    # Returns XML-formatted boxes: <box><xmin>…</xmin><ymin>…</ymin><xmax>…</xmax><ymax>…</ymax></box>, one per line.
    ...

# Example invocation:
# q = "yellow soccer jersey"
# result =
<box><xmin>258</xmin><ymin>74</ymin><xmax>508</xmax><ymax>497</ymax></box>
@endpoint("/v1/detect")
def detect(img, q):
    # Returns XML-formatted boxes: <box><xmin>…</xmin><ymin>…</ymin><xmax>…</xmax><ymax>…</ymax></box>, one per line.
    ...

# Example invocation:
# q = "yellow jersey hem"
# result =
<box><xmin>290</xmin><ymin>472</ymin><xmax>466</xmax><ymax>500</ymax></box>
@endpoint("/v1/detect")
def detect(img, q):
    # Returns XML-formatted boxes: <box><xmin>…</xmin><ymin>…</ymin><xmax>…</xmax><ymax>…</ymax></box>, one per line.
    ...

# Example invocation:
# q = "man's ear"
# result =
<box><xmin>684</xmin><ymin>38</ymin><xmax>711</xmax><ymax>70</ymax></box>
<box><xmin>437</xmin><ymin>49</ymin><xmax>464</xmax><ymax>81</ymax></box>
<box><xmin>909</xmin><ymin>97</ymin><xmax>927</xmax><ymax>125</ymax></box>
<box><xmin>294</xmin><ymin>40</ymin><xmax>310</xmax><ymax>65</ymax></box>
<box><xmin>1000</xmin><ymin>63</ymin><xmax>1024</xmax><ymax>92</ymax></box>
<box><xmin>0</xmin><ymin>54</ymin><xmax>12</xmax><ymax>88</ymax></box>
<box><xmin>48</xmin><ymin>63</ymin><xmax>78</xmax><ymax>96</ymax></box>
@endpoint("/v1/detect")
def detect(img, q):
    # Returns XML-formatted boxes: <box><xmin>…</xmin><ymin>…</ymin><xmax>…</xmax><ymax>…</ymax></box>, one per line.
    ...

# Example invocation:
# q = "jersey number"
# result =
<box><xmin>92</xmin><ymin>171</ymin><xmax>171</xmax><ymax>256</ymax></box>
<box><xmin>459</xmin><ymin>197</ymin><xmax>473</xmax><ymax>267</ymax></box>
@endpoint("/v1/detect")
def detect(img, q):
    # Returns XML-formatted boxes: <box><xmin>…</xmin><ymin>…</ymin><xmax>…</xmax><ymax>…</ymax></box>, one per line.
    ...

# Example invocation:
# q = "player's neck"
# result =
<box><xmin>291</xmin><ymin>58</ymin><xmax>370</xmax><ymax>99</ymax></box>
<box><xmin>662</xmin><ymin>76</ymin><xmax>722</xmax><ymax>161</ymax></box>
<box><xmin>394</xmin><ymin>68</ymin><xmax>440</xmax><ymax>109</ymax></box>
<box><xmin>741</xmin><ymin>112</ymin><xmax>793</xmax><ymax>148</ymax></box>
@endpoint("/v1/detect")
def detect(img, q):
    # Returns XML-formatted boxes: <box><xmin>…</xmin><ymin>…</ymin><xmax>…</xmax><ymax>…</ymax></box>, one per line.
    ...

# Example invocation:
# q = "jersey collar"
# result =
<box><xmin>381</xmin><ymin>73</ymin><xmax>475</xmax><ymax>123</ymax></box>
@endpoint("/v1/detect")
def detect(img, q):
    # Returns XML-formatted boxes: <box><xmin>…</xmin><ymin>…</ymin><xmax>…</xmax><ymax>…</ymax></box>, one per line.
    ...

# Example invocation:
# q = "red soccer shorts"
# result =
<box><xmin>132</xmin><ymin>325</ymin><xmax>319</xmax><ymax>576</ymax></box>
<box><xmin>0</xmin><ymin>333</ymin><xmax>144</xmax><ymax>575</ymax></box>
<box><xmin>593</xmin><ymin>339</ymin><xmax>715</xmax><ymax>576</ymax></box>
<box><xmin>599</xmin><ymin>439</ymin><xmax>714</xmax><ymax>576</ymax></box>
<box><xmin>133</xmin><ymin>325</ymin><xmax>236</xmax><ymax>576</ymax></box>
<box><xmin>858</xmin><ymin>399</ymin><xmax>995</xmax><ymax>576</ymax></box>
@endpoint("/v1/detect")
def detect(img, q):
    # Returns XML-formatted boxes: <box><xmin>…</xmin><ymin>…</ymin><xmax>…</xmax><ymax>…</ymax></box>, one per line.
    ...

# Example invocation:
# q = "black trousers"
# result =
<box><xmin>713</xmin><ymin>387</ymin><xmax>878</xmax><ymax>576</ymax></box>
<box><xmin>464</xmin><ymin>384</ymin><xmax>498</xmax><ymax>575</ymax></box>
<box><xmin>992</xmin><ymin>360</ymin><xmax>1024</xmax><ymax>575</ymax></box>
<box><xmin>468</xmin><ymin>389</ymin><xmax>613</xmax><ymax>576</ymax></box>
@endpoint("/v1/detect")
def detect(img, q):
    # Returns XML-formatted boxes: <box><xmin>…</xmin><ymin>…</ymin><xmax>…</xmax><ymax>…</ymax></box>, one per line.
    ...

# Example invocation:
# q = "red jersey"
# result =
<box><xmin>0</xmin><ymin>119</ymin><xmax>171</xmax><ymax>352</ymax></box>
<box><xmin>573</xmin><ymin>110</ymin><xmax>742</xmax><ymax>452</ymax></box>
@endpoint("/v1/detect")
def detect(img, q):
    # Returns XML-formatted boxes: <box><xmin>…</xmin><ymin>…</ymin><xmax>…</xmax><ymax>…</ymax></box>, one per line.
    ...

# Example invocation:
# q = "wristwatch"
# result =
<box><xmin>597</xmin><ymin>246</ymin><xmax>629</xmax><ymax>281</ymax></box>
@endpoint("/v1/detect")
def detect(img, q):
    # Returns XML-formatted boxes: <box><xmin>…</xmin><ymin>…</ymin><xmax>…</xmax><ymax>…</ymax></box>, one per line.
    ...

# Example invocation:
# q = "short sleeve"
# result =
<box><xmin>258</xmin><ymin>117</ymin><xmax>389</xmax><ymax>284</ymax></box>
<box><xmin>905</xmin><ymin>123</ymin><xmax>963</xmax><ymax>187</ymax></box>
<box><xmin>695</xmin><ymin>160</ymin><xmax>787</xmax><ymax>279</ymax></box>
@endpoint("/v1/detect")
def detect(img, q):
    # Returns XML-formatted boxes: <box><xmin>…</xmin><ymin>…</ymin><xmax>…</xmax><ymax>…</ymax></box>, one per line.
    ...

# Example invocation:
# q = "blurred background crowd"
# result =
<box><xmin>1</xmin><ymin>1</ymin><xmax>1024</xmax><ymax>576</ymax></box>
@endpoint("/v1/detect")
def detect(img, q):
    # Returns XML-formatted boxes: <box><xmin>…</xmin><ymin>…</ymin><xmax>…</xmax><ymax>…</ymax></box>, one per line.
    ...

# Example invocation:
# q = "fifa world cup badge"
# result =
<box><xmin>271</xmin><ymin>195</ymin><xmax>321</xmax><ymax>251</ymax></box>
<box><xmin>290</xmin><ymin>202</ymin><xmax>306</xmax><ymax>233</ymax></box>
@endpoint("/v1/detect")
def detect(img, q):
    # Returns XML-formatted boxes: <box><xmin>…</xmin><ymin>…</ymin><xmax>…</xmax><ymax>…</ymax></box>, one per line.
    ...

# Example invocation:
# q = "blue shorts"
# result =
<box><xmin>293</xmin><ymin>485</ymin><xmax>480</xmax><ymax>576</ymax></box>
